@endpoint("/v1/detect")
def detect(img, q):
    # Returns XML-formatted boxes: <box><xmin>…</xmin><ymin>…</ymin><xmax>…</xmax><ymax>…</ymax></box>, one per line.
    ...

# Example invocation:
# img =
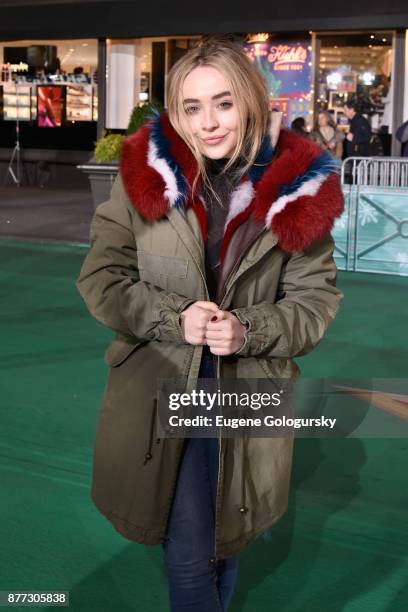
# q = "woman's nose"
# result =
<box><xmin>201</xmin><ymin>108</ymin><xmax>219</xmax><ymax>131</ymax></box>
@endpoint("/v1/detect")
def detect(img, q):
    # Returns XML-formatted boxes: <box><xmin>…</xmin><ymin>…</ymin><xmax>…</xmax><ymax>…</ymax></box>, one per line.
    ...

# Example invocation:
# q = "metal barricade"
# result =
<box><xmin>341</xmin><ymin>156</ymin><xmax>408</xmax><ymax>188</ymax></box>
<box><xmin>333</xmin><ymin>157</ymin><xmax>408</xmax><ymax>276</ymax></box>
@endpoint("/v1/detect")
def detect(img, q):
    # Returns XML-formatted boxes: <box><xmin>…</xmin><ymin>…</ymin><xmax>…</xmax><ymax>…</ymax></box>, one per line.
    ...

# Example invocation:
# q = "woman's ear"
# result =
<box><xmin>269</xmin><ymin>111</ymin><xmax>283</xmax><ymax>148</ymax></box>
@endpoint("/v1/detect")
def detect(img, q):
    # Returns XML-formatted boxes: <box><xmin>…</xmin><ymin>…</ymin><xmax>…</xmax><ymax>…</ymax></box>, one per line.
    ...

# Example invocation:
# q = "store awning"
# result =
<box><xmin>0</xmin><ymin>0</ymin><xmax>407</xmax><ymax>40</ymax></box>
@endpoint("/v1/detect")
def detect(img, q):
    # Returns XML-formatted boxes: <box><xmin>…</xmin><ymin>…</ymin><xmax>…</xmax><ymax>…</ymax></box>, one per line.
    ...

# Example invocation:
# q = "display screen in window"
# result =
<box><xmin>37</xmin><ymin>85</ymin><xmax>64</xmax><ymax>127</ymax></box>
<box><xmin>66</xmin><ymin>84</ymin><xmax>93</xmax><ymax>121</ymax></box>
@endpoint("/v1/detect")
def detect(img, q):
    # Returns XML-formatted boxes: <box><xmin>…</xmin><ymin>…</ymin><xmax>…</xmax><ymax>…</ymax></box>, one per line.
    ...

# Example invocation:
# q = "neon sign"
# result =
<box><xmin>244</xmin><ymin>40</ymin><xmax>312</xmax><ymax>126</ymax></box>
<box><xmin>2</xmin><ymin>62</ymin><xmax>29</xmax><ymax>72</ymax></box>
<box><xmin>268</xmin><ymin>45</ymin><xmax>307</xmax><ymax>70</ymax></box>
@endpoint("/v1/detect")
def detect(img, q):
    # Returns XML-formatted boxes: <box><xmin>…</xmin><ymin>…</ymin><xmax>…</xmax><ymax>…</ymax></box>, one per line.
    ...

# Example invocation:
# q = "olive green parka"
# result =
<box><xmin>76</xmin><ymin>111</ymin><xmax>344</xmax><ymax>560</ymax></box>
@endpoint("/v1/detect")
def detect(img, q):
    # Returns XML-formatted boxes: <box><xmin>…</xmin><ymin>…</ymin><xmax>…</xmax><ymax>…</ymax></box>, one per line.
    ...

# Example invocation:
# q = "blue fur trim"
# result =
<box><xmin>278</xmin><ymin>151</ymin><xmax>338</xmax><ymax>197</ymax></box>
<box><xmin>248</xmin><ymin>134</ymin><xmax>275</xmax><ymax>184</ymax></box>
<box><xmin>146</xmin><ymin>105</ymin><xmax>161</xmax><ymax>121</ymax></box>
<box><xmin>148</xmin><ymin>114</ymin><xmax>188</xmax><ymax>208</ymax></box>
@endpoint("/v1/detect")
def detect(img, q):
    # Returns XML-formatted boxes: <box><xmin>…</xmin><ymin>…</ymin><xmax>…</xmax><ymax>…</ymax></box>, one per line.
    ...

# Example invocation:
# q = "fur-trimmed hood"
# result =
<box><xmin>120</xmin><ymin>111</ymin><xmax>344</xmax><ymax>259</ymax></box>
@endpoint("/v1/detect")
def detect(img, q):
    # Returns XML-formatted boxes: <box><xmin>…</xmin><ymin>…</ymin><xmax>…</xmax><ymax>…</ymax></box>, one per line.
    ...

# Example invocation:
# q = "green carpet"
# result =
<box><xmin>0</xmin><ymin>239</ymin><xmax>407</xmax><ymax>611</ymax></box>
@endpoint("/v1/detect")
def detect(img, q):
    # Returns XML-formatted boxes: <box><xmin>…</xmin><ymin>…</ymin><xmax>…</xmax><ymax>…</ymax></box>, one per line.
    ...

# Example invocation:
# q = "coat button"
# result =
<box><xmin>145</xmin><ymin>452</ymin><xmax>152</xmax><ymax>460</ymax></box>
<box><xmin>239</xmin><ymin>506</ymin><xmax>248</xmax><ymax>513</ymax></box>
<box><xmin>208</xmin><ymin>556</ymin><xmax>216</xmax><ymax>565</ymax></box>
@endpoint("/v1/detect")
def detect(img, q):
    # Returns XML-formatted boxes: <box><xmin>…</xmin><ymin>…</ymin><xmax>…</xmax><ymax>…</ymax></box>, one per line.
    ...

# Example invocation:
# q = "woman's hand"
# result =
<box><xmin>180</xmin><ymin>301</ymin><xmax>219</xmax><ymax>345</ymax></box>
<box><xmin>205</xmin><ymin>310</ymin><xmax>247</xmax><ymax>356</ymax></box>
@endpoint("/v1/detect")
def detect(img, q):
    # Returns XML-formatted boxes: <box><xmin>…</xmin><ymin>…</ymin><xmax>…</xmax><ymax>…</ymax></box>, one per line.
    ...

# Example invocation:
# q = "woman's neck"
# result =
<box><xmin>205</xmin><ymin>156</ymin><xmax>243</xmax><ymax>177</ymax></box>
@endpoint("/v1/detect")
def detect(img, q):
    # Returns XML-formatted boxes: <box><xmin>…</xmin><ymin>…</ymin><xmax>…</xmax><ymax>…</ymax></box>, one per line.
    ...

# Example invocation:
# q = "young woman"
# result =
<box><xmin>76</xmin><ymin>37</ymin><xmax>344</xmax><ymax>611</ymax></box>
<box><xmin>311</xmin><ymin>110</ymin><xmax>345</xmax><ymax>160</ymax></box>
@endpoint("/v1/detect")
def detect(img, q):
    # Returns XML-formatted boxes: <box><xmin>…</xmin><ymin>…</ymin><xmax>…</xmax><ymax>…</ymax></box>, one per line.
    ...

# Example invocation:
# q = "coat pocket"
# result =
<box><xmin>137</xmin><ymin>251</ymin><xmax>188</xmax><ymax>278</ymax></box>
<box><xmin>104</xmin><ymin>339</ymin><xmax>145</xmax><ymax>367</ymax></box>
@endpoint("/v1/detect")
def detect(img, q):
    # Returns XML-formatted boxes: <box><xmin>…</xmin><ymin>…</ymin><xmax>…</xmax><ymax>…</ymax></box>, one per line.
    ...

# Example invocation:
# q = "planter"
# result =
<box><xmin>77</xmin><ymin>158</ymin><xmax>119</xmax><ymax>209</ymax></box>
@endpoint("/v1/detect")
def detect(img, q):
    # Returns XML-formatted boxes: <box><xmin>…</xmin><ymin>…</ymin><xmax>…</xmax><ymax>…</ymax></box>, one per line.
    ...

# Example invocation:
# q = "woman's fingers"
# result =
<box><xmin>205</xmin><ymin>330</ymin><xmax>225</xmax><ymax>341</ymax></box>
<box><xmin>195</xmin><ymin>301</ymin><xmax>219</xmax><ymax>312</ymax></box>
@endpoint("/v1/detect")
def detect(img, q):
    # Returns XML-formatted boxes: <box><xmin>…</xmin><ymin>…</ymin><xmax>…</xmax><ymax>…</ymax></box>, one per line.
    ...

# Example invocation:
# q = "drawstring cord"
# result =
<box><xmin>239</xmin><ymin>436</ymin><xmax>248</xmax><ymax>514</ymax></box>
<box><xmin>143</xmin><ymin>398</ymin><xmax>159</xmax><ymax>465</ymax></box>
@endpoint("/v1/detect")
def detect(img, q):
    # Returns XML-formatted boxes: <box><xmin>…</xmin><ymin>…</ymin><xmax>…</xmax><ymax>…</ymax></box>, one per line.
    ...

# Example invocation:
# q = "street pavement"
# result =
<box><xmin>0</xmin><ymin>185</ymin><xmax>93</xmax><ymax>244</ymax></box>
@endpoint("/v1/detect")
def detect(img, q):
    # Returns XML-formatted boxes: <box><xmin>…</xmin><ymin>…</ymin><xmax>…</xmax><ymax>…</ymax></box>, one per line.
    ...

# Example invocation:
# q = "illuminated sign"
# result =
<box><xmin>244</xmin><ymin>40</ymin><xmax>312</xmax><ymax>126</ymax></box>
<box><xmin>247</xmin><ymin>33</ymin><xmax>270</xmax><ymax>44</ymax></box>
<box><xmin>268</xmin><ymin>45</ymin><xmax>307</xmax><ymax>70</ymax></box>
<box><xmin>2</xmin><ymin>62</ymin><xmax>29</xmax><ymax>72</ymax></box>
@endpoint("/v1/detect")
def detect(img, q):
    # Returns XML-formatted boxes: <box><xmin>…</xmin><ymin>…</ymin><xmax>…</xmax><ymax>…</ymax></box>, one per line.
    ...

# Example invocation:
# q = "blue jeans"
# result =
<box><xmin>162</xmin><ymin>349</ymin><xmax>239</xmax><ymax>611</ymax></box>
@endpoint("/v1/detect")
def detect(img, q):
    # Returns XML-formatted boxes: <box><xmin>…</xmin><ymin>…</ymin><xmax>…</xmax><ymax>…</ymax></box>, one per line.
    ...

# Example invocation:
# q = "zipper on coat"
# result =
<box><xmin>210</xmin><ymin>354</ymin><xmax>223</xmax><ymax>565</ymax></box>
<box><xmin>159</xmin><ymin>237</ymin><xmax>214</xmax><ymax>547</ymax></box>
<box><xmin>210</xmin><ymin>240</ymin><xmax>262</xmax><ymax>562</ymax></box>
<box><xmin>217</xmin><ymin>231</ymin><xmax>278</xmax><ymax>306</ymax></box>
<box><xmin>217</xmin><ymin>228</ymin><xmax>265</xmax><ymax>304</ymax></box>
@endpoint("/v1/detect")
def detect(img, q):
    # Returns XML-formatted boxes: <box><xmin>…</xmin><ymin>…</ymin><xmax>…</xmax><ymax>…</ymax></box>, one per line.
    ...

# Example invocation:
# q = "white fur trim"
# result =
<box><xmin>147</xmin><ymin>138</ymin><xmax>180</xmax><ymax>207</ymax></box>
<box><xmin>224</xmin><ymin>180</ymin><xmax>255</xmax><ymax>231</ymax></box>
<box><xmin>265</xmin><ymin>174</ymin><xmax>328</xmax><ymax>227</ymax></box>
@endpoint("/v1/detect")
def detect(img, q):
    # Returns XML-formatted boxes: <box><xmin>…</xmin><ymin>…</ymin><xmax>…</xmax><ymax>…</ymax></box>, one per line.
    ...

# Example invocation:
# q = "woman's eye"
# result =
<box><xmin>185</xmin><ymin>106</ymin><xmax>199</xmax><ymax>115</ymax></box>
<box><xmin>219</xmin><ymin>101</ymin><xmax>233</xmax><ymax>110</ymax></box>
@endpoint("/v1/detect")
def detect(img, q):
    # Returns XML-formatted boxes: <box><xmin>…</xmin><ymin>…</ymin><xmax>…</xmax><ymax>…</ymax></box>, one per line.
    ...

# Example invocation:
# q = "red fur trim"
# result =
<box><xmin>119</xmin><ymin>114</ymin><xmax>344</xmax><ymax>256</ymax></box>
<box><xmin>252</xmin><ymin>129</ymin><xmax>323</xmax><ymax>224</ymax></box>
<box><xmin>270</xmin><ymin>173</ymin><xmax>344</xmax><ymax>252</ymax></box>
<box><xmin>160</xmin><ymin>114</ymin><xmax>199</xmax><ymax>190</ymax></box>
<box><xmin>120</xmin><ymin>124</ymin><xmax>169</xmax><ymax>220</ymax></box>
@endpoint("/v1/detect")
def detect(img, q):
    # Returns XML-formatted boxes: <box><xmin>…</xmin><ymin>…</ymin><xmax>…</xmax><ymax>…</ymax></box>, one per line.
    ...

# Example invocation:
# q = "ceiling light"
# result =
<box><xmin>361</xmin><ymin>71</ymin><xmax>375</xmax><ymax>85</ymax></box>
<box><xmin>327</xmin><ymin>71</ymin><xmax>342</xmax><ymax>86</ymax></box>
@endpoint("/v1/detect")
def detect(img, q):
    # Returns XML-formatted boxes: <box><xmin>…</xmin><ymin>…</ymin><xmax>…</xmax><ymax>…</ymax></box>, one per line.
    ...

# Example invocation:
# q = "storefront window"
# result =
<box><xmin>106</xmin><ymin>36</ymin><xmax>200</xmax><ymax>129</ymax></box>
<box><xmin>244</xmin><ymin>33</ymin><xmax>313</xmax><ymax>128</ymax></box>
<box><xmin>315</xmin><ymin>31</ymin><xmax>393</xmax><ymax>151</ymax></box>
<box><xmin>0</xmin><ymin>39</ymin><xmax>98</xmax><ymax>126</ymax></box>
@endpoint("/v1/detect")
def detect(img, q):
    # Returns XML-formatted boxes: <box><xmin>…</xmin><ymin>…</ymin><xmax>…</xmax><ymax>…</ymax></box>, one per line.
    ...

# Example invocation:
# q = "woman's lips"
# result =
<box><xmin>202</xmin><ymin>135</ymin><xmax>226</xmax><ymax>146</ymax></box>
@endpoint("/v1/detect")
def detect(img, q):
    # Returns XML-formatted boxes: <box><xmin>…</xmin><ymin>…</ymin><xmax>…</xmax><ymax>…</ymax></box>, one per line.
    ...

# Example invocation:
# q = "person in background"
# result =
<box><xmin>311</xmin><ymin>110</ymin><xmax>344</xmax><ymax>160</ymax></box>
<box><xmin>343</xmin><ymin>100</ymin><xmax>372</xmax><ymax>157</ymax></box>
<box><xmin>378</xmin><ymin>77</ymin><xmax>392</xmax><ymax>133</ymax></box>
<box><xmin>396</xmin><ymin>119</ymin><xmax>408</xmax><ymax>157</ymax></box>
<box><xmin>291</xmin><ymin>116</ymin><xmax>309</xmax><ymax>137</ymax></box>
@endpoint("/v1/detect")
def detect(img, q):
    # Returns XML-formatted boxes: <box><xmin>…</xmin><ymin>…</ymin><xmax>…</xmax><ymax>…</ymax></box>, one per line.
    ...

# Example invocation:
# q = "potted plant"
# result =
<box><xmin>78</xmin><ymin>101</ymin><xmax>163</xmax><ymax>209</ymax></box>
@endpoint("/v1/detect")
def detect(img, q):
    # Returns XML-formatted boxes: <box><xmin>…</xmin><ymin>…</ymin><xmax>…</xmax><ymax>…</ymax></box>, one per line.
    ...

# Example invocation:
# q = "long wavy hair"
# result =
<box><xmin>314</xmin><ymin>110</ymin><xmax>337</xmax><ymax>132</ymax></box>
<box><xmin>166</xmin><ymin>36</ymin><xmax>270</xmax><ymax>199</ymax></box>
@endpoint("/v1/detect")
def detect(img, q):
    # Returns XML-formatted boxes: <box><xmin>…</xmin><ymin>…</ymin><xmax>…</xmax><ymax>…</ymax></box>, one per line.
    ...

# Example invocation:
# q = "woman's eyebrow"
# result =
<box><xmin>183</xmin><ymin>91</ymin><xmax>232</xmax><ymax>104</ymax></box>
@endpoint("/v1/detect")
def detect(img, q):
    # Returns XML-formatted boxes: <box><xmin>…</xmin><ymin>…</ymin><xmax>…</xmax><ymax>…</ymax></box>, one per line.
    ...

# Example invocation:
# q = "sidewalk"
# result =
<box><xmin>0</xmin><ymin>185</ymin><xmax>94</xmax><ymax>245</ymax></box>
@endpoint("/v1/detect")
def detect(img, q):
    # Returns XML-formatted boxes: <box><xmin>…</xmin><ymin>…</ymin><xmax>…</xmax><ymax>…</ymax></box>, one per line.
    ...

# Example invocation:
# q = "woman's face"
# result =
<box><xmin>318</xmin><ymin>113</ymin><xmax>328</xmax><ymax>127</ymax></box>
<box><xmin>182</xmin><ymin>65</ymin><xmax>240</xmax><ymax>159</ymax></box>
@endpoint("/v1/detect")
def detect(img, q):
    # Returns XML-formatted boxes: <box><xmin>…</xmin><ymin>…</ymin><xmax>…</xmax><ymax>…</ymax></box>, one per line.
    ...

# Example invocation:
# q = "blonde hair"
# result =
<box><xmin>166</xmin><ymin>36</ymin><xmax>270</xmax><ymax>199</ymax></box>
